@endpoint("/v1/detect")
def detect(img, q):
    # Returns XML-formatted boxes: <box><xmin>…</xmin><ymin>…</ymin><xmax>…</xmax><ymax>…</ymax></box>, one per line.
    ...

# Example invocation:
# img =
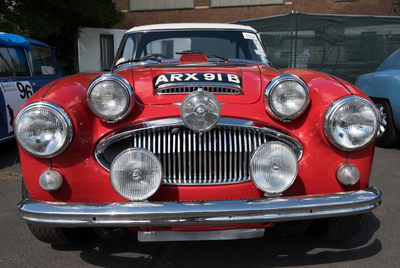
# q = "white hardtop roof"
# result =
<box><xmin>126</xmin><ymin>23</ymin><xmax>257</xmax><ymax>33</ymax></box>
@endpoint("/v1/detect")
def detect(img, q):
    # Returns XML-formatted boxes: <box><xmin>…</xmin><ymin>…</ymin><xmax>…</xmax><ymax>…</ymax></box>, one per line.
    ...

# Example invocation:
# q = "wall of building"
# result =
<box><xmin>77</xmin><ymin>28</ymin><xmax>126</xmax><ymax>72</ymax></box>
<box><xmin>114</xmin><ymin>0</ymin><xmax>396</xmax><ymax>29</ymax></box>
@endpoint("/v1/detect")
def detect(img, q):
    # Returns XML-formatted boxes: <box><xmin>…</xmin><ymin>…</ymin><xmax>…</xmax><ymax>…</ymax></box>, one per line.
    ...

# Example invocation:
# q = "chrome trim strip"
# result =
<box><xmin>94</xmin><ymin>118</ymin><xmax>303</xmax><ymax>172</ymax></box>
<box><xmin>18</xmin><ymin>186</ymin><xmax>382</xmax><ymax>227</ymax></box>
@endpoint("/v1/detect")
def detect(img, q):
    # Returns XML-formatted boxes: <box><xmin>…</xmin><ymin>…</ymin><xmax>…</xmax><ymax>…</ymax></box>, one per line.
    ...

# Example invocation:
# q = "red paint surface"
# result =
<box><xmin>18</xmin><ymin>62</ymin><xmax>376</xmax><ymax>204</ymax></box>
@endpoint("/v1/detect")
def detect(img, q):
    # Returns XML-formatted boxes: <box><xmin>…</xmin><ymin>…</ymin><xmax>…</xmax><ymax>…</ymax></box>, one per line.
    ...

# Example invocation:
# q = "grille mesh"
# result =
<box><xmin>97</xmin><ymin>124</ymin><xmax>302</xmax><ymax>186</ymax></box>
<box><xmin>155</xmin><ymin>85</ymin><xmax>241</xmax><ymax>95</ymax></box>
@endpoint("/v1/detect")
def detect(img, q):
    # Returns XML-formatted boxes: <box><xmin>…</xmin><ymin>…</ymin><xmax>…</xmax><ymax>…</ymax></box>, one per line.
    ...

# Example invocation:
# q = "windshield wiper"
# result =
<box><xmin>115</xmin><ymin>53</ymin><xmax>165</xmax><ymax>68</ymax></box>
<box><xmin>176</xmin><ymin>50</ymin><xmax>228</xmax><ymax>62</ymax></box>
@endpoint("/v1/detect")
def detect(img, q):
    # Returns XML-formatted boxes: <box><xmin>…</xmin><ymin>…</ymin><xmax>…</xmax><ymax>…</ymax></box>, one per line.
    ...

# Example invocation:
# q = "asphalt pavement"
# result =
<box><xmin>0</xmin><ymin>140</ymin><xmax>399</xmax><ymax>267</ymax></box>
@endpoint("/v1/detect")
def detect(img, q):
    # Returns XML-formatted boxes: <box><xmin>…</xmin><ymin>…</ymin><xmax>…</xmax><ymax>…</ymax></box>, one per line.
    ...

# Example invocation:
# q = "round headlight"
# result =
<box><xmin>250</xmin><ymin>141</ymin><xmax>298</xmax><ymax>195</ymax></box>
<box><xmin>87</xmin><ymin>74</ymin><xmax>134</xmax><ymax>122</ymax></box>
<box><xmin>265</xmin><ymin>74</ymin><xmax>309</xmax><ymax>121</ymax></box>
<box><xmin>324</xmin><ymin>96</ymin><xmax>379</xmax><ymax>151</ymax></box>
<box><xmin>110</xmin><ymin>148</ymin><xmax>162</xmax><ymax>201</ymax></box>
<box><xmin>180</xmin><ymin>90</ymin><xmax>221</xmax><ymax>132</ymax></box>
<box><xmin>15</xmin><ymin>102</ymin><xmax>73</xmax><ymax>158</ymax></box>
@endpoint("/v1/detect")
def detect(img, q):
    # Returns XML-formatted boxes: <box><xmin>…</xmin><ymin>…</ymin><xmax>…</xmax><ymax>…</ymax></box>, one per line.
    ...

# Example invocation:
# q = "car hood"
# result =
<box><xmin>122</xmin><ymin>64</ymin><xmax>279</xmax><ymax>105</ymax></box>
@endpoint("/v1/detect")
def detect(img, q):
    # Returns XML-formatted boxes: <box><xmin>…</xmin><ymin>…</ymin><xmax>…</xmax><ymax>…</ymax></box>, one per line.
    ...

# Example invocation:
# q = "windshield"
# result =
<box><xmin>114</xmin><ymin>30</ymin><xmax>269</xmax><ymax>68</ymax></box>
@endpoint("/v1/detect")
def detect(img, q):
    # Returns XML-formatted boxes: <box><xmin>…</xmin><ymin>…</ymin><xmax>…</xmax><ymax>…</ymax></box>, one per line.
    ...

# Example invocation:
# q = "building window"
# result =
<box><xmin>100</xmin><ymin>34</ymin><xmax>114</xmax><ymax>71</ymax></box>
<box><xmin>129</xmin><ymin>0</ymin><xmax>194</xmax><ymax>11</ymax></box>
<box><xmin>210</xmin><ymin>0</ymin><xmax>284</xmax><ymax>8</ymax></box>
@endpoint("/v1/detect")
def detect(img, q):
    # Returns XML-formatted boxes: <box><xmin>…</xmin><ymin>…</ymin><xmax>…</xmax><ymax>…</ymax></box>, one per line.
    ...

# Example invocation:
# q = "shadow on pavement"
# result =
<box><xmin>52</xmin><ymin>212</ymin><xmax>381</xmax><ymax>267</ymax></box>
<box><xmin>0</xmin><ymin>139</ymin><xmax>19</xmax><ymax>169</ymax></box>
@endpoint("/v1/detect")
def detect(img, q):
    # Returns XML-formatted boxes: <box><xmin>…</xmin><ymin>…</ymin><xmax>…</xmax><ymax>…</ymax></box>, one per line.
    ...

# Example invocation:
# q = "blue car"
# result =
<box><xmin>0</xmin><ymin>33</ymin><xmax>63</xmax><ymax>142</ymax></box>
<box><xmin>356</xmin><ymin>48</ymin><xmax>400</xmax><ymax>148</ymax></box>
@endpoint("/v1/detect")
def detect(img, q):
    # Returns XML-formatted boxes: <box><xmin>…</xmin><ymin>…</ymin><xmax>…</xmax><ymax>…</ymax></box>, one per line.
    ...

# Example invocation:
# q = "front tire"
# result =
<box><xmin>374</xmin><ymin>100</ymin><xmax>399</xmax><ymax>148</ymax></box>
<box><xmin>22</xmin><ymin>180</ymin><xmax>90</xmax><ymax>245</ymax></box>
<box><xmin>311</xmin><ymin>214</ymin><xmax>364</xmax><ymax>241</ymax></box>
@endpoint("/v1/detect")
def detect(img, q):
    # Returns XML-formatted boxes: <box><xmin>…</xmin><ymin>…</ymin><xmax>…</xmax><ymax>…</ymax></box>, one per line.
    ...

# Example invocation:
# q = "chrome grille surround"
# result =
<box><xmin>95</xmin><ymin>118</ymin><xmax>302</xmax><ymax>186</ymax></box>
<box><xmin>155</xmin><ymin>82</ymin><xmax>242</xmax><ymax>95</ymax></box>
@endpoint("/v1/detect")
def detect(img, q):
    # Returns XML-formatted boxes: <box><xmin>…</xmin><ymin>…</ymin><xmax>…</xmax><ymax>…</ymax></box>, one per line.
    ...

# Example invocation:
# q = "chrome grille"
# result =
<box><xmin>95</xmin><ymin>121</ymin><xmax>302</xmax><ymax>186</ymax></box>
<box><xmin>155</xmin><ymin>85</ymin><xmax>241</xmax><ymax>95</ymax></box>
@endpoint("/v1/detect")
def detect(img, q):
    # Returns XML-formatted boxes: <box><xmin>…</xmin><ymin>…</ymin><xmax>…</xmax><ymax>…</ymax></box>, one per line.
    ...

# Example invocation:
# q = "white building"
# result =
<box><xmin>77</xmin><ymin>27</ymin><xmax>126</xmax><ymax>72</ymax></box>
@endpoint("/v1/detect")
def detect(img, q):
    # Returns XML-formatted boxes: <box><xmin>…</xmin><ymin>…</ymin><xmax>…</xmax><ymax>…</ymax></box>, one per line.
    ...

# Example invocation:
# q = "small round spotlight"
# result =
<box><xmin>336</xmin><ymin>164</ymin><xmax>360</xmax><ymax>186</ymax></box>
<box><xmin>110</xmin><ymin>148</ymin><xmax>162</xmax><ymax>201</ymax></box>
<box><xmin>39</xmin><ymin>169</ymin><xmax>63</xmax><ymax>192</ymax></box>
<box><xmin>180</xmin><ymin>91</ymin><xmax>221</xmax><ymax>132</ymax></box>
<box><xmin>250</xmin><ymin>141</ymin><xmax>298</xmax><ymax>195</ymax></box>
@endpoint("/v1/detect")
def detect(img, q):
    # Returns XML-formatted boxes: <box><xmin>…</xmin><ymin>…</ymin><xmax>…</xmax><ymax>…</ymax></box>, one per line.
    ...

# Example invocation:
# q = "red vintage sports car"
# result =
<box><xmin>16</xmin><ymin>23</ymin><xmax>382</xmax><ymax>244</ymax></box>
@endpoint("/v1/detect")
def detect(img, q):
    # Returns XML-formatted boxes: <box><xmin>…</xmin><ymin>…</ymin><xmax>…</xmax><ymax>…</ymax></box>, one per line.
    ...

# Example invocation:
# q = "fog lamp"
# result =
<box><xmin>250</xmin><ymin>141</ymin><xmax>297</xmax><ymax>195</ymax></box>
<box><xmin>180</xmin><ymin>90</ymin><xmax>221</xmax><ymax>132</ymax></box>
<box><xmin>39</xmin><ymin>169</ymin><xmax>63</xmax><ymax>192</ymax></box>
<box><xmin>110</xmin><ymin>148</ymin><xmax>162</xmax><ymax>201</ymax></box>
<box><xmin>336</xmin><ymin>164</ymin><xmax>360</xmax><ymax>186</ymax></box>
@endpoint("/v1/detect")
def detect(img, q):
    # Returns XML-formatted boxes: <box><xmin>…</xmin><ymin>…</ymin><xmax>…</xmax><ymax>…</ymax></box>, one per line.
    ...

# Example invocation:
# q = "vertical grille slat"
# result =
<box><xmin>182</xmin><ymin>130</ymin><xmax>187</xmax><ymax>183</ymax></box>
<box><xmin>193</xmin><ymin>132</ymin><xmax>197</xmax><ymax>184</ymax></box>
<box><xmin>156</xmin><ymin>85</ymin><xmax>241</xmax><ymax>95</ymax></box>
<box><xmin>188</xmin><ymin>130</ymin><xmax>192</xmax><ymax>183</ymax></box>
<box><xmin>98</xmin><ymin>125</ymin><xmax>302</xmax><ymax>186</ymax></box>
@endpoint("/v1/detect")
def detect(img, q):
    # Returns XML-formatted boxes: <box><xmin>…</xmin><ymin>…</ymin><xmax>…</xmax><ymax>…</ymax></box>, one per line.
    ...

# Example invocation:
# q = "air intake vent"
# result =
<box><xmin>95</xmin><ymin>121</ymin><xmax>302</xmax><ymax>186</ymax></box>
<box><xmin>155</xmin><ymin>84</ymin><xmax>242</xmax><ymax>95</ymax></box>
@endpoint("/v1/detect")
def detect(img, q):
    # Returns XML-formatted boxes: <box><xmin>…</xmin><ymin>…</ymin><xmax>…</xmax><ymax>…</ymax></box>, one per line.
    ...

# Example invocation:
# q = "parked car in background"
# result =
<box><xmin>0</xmin><ymin>33</ymin><xmax>63</xmax><ymax>142</ymax></box>
<box><xmin>16</xmin><ymin>24</ymin><xmax>381</xmax><ymax>246</ymax></box>
<box><xmin>356</xmin><ymin>48</ymin><xmax>400</xmax><ymax>148</ymax></box>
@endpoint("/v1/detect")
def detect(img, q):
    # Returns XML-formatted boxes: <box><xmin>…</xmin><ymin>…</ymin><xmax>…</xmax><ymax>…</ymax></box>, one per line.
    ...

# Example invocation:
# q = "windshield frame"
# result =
<box><xmin>112</xmin><ymin>29</ymin><xmax>270</xmax><ymax>72</ymax></box>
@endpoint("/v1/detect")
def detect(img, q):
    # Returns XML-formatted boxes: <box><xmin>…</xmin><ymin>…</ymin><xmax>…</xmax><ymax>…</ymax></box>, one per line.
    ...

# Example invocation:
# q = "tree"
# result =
<box><xmin>0</xmin><ymin>1</ymin><xmax>24</xmax><ymax>34</ymax></box>
<box><xmin>7</xmin><ymin>0</ymin><xmax>122</xmax><ymax>74</ymax></box>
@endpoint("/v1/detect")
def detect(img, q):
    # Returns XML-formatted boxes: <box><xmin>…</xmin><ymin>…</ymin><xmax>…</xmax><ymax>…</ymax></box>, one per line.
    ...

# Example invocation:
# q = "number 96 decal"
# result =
<box><xmin>1</xmin><ymin>81</ymin><xmax>34</xmax><ymax>134</ymax></box>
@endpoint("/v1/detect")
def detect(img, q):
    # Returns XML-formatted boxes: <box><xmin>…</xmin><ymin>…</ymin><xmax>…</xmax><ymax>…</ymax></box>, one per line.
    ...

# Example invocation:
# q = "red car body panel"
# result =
<box><xmin>18</xmin><ymin>63</ymin><xmax>375</xmax><ymax>204</ymax></box>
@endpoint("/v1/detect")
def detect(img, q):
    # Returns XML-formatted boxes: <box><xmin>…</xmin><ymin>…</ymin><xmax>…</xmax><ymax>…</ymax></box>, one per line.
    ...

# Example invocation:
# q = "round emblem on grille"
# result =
<box><xmin>180</xmin><ymin>91</ymin><xmax>221</xmax><ymax>132</ymax></box>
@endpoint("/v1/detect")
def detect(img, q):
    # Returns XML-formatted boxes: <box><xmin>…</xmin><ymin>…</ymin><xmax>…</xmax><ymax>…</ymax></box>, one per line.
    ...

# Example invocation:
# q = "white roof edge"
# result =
<box><xmin>126</xmin><ymin>23</ymin><xmax>257</xmax><ymax>33</ymax></box>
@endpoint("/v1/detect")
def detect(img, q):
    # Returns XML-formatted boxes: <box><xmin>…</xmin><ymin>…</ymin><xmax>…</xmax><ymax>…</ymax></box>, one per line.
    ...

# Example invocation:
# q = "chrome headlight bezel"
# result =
<box><xmin>15</xmin><ymin>101</ymin><xmax>73</xmax><ymax>158</ymax></box>
<box><xmin>324</xmin><ymin>95</ymin><xmax>379</xmax><ymax>151</ymax></box>
<box><xmin>265</xmin><ymin>74</ymin><xmax>310</xmax><ymax>121</ymax></box>
<box><xmin>87</xmin><ymin>74</ymin><xmax>134</xmax><ymax>123</ymax></box>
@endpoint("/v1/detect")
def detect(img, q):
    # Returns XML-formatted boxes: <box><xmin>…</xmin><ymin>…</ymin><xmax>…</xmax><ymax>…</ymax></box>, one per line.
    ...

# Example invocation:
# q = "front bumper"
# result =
<box><xmin>18</xmin><ymin>186</ymin><xmax>382</xmax><ymax>227</ymax></box>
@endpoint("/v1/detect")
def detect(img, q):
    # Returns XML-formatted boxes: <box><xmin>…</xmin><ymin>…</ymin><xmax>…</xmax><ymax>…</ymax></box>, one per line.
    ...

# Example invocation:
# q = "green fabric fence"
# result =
<box><xmin>236</xmin><ymin>13</ymin><xmax>400</xmax><ymax>83</ymax></box>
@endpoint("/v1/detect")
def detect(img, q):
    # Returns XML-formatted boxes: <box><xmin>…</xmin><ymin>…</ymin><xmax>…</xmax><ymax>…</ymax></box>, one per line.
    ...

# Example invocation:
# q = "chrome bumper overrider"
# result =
<box><xmin>18</xmin><ymin>186</ymin><xmax>381</xmax><ymax>227</ymax></box>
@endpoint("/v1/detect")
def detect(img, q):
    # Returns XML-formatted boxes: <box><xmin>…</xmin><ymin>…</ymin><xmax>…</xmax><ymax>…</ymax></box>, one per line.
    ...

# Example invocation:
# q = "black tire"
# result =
<box><xmin>22</xmin><ymin>180</ymin><xmax>90</xmax><ymax>245</ymax></box>
<box><xmin>374</xmin><ymin>100</ymin><xmax>399</xmax><ymax>148</ymax></box>
<box><xmin>311</xmin><ymin>214</ymin><xmax>364</xmax><ymax>241</ymax></box>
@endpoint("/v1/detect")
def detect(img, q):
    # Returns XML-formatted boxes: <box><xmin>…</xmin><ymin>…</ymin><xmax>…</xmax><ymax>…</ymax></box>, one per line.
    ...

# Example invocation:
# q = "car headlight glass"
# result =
<box><xmin>110</xmin><ymin>148</ymin><xmax>162</xmax><ymax>201</ymax></box>
<box><xmin>15</xmin><ymin>102</ymin><xmax>73</xmax><ymax>158</ymax></box>
<box><xmin>324</xmin><ymin>96</ymin><xmax>379</xmax><ymax>150</ymax></box>
<box><xmin>250</xmin><ymin>141</ymin><xmax>298</xmax><ymax>195</ymax></box>
<box><xmin>180</xmin><ymin>90</ymin><xmax>221</xmax><ymax>132</ymax></box>
<box><xmin>265</xmin><ymin>74</ymin><xmax>309</xmax><ymax>121</ymax></box>
<box><xmin>87</xmin><ymin>74</ymin><xmax>134</xmax><ymax>122</ymax></box>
